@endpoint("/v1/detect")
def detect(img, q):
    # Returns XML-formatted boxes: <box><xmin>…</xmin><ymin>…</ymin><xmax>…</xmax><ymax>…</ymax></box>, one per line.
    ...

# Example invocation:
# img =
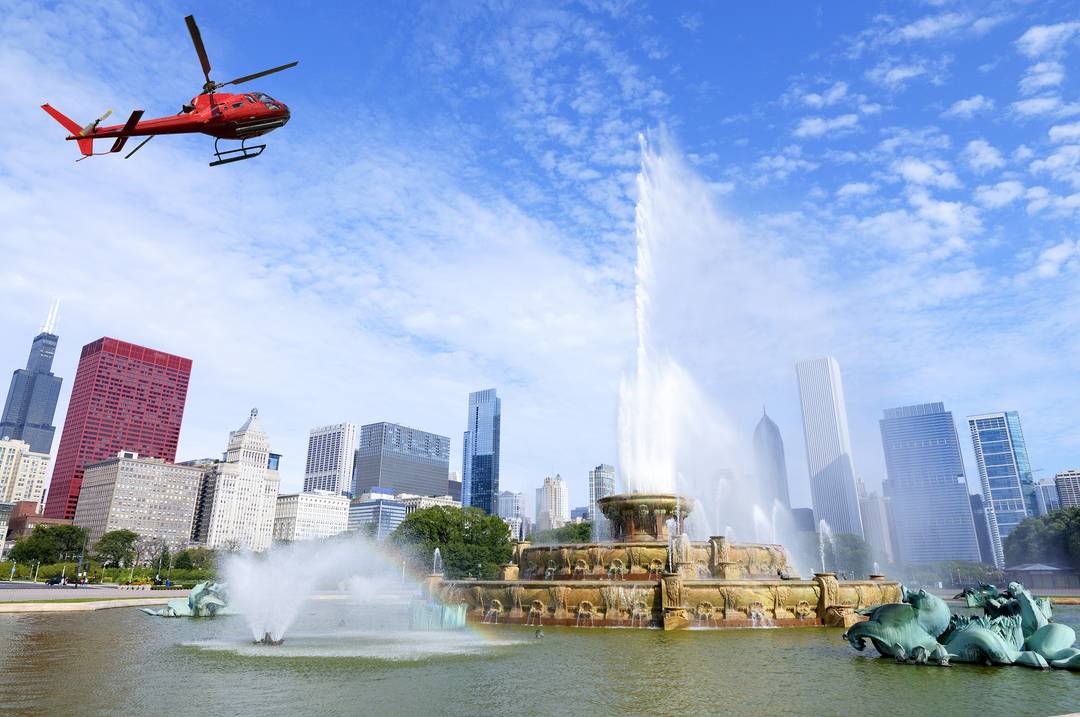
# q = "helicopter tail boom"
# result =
<box><xmin>41</xmin><ymin>104</ymin><xmax>93</xmax><ymax>156</ymax></box>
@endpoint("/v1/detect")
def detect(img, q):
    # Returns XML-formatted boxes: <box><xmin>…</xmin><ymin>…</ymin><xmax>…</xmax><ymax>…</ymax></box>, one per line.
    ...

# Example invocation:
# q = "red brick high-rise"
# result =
<box><xmin>43</xmin><ymin>338</ymin><xmax>192</xmax><ymax>520</ymax></box>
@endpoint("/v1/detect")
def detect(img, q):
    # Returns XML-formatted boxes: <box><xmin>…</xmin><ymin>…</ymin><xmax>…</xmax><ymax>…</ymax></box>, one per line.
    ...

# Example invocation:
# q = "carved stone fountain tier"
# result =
<box><xmin>597</xmin><ymin>492</ymin><xmax>691</xmax><ymax>542</ymax></box>
<box><xmin>426</xmin><ymin>492</ymin><xmax>901</xmax><ymax>630</ymax></box>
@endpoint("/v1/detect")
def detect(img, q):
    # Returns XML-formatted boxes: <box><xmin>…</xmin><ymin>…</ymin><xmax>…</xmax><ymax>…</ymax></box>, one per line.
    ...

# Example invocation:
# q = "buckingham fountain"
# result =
<box><xmin>424</xmin><ymin>492</ymin><xmax>899</xmax><ymax>630</ymax></box>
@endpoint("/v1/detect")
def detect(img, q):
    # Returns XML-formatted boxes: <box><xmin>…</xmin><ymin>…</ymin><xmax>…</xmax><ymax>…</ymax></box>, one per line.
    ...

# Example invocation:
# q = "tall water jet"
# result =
<box><xmin>818</xmin><ymin>520</ymin><xmax>835</xmax><ymax>573</ymax></box>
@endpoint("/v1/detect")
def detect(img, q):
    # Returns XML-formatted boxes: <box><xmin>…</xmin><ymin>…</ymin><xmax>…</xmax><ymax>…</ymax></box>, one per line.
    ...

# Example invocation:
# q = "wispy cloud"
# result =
<box><xmin>1016</xmin><ymin>21</ymin><xmax>1080</xmax><ymax>58</ymax></box>
<box><xmin>892</xmin><ymin>157</ymin><xmax>962</xmax><ymax>189</ymax></box>
<box><xmin>793</xmin><ymin>113</ymin><xmax>860</xmax><ymax>138</ymax></box>
<box><xmin>962</xmin><ymin>139</ymin><xmax>1005</xmax><ymax>173</ymax></box>
<box><xmin>942</xmin><ymin>94</ymin><xmax>995</xmax><ymax>118</ymax></box>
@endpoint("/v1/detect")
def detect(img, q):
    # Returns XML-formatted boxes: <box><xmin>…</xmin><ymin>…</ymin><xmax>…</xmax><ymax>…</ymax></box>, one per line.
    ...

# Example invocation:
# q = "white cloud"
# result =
<box><xmin>801</xmin><ymin>81</ymin><xmax>849</xmax><ymax>108</ymax></box>
<box><xmin>866</xmin><ymin>55</ymin><xmax>950</xmax><ymax>90</ymax></box>
<box><xmin>1028</xmin><ymin>240</ymin><xmax>1080</xmax><ymax>278</ymax></box>
<box><xmin>793</xmin><ymin>113</ymin><xmax>860</xmax><ymax>138</ymax></box>
<box><xmin>859</xmin><ymin>103</ymin><xmax>883</xmax><ymax>115</ymax></box>
<box><xmin>1049</xmin><ymin>121</ymin><xmax>1080</xmax><ymax>142</ymax></box>
<box><xmin>836</xmin><ymin>182</ymin><xmax>876</xmax><ymax>199</ymax></box>
<box><xmin>942</xmin><ymin>94</ymin><xmax>994</xmax><ymax>118</ymax></box>
<box><xmin>753</xmin><ymin>145</ymin><xmax>818</xmax><ymax>182</ymax></box>
<box><xmin>1010</xmin><ymin>95</ymin><xmax>1080</xmax><ymax>118</ymax></box>
<box><xmin>1019</xmin><ymin>61</ymin><xmax>1065</xmax><ymax>95</ymax></box>
<box><xmin>897</xmin><ymin>12</ymin><xmax>969</xmax><ymax>41</ymax></box>
<box><xmin>1016</xmin><ymin>22</ymin><xmax>1080</xmax><ymax>58</ymax></box>
<box><xmin>1024</xmin><ymin>186</ymin><xmax>1080</xmax><ymax>215</ymax></box>
<box><xmin>974</xmin><ymin>180</ymin><xmax>1024</xmax><ymax>208</ymax></box>
<box><xmin>892</xmin><ymin>157</ymin><xmax>962</xmax><ymax>189</ymax></box>
<box><xmin>1030</xmin><ymin>144</ymin><xmax>1080</xmax><ymax>188</ymax></box>
<box><xmin>962</xmin><ymin>139</ymin><xmax>1005</xmax><ymax>173</ymax></box>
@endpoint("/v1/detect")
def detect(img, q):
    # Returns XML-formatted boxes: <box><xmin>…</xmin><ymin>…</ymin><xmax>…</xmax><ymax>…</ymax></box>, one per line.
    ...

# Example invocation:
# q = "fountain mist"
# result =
<box><xmin>617</xmin><ymin>133</ymin><xmax>798</xmax><ymax>550</ymax></box>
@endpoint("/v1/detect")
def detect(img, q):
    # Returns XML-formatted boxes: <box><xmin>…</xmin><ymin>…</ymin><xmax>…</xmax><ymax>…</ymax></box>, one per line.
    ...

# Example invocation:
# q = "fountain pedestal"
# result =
<box><xmin>598</xmin><ymin>493</ymin><xmax>691</xmax><ymax>543</ymax></box>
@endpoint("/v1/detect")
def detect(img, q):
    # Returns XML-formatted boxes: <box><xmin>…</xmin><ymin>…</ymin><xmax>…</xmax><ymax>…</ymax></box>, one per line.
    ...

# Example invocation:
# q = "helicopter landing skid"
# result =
<box><xmin>209</xmin><ymin>137</ymin><xmax>266</xmax><ymax>167</ymax></box>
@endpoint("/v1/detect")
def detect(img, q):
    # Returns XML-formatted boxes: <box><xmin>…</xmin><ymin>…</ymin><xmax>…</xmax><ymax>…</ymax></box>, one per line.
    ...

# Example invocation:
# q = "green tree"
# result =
<box><xmin>7</xmin><ymin>524</ymin><xmax>88</xmax><ymax>565</ymax></box>
<box><xmin>392</xmin><ymin>506</ymin><xmax>512</xmax><ymax>579</ymax></box>
<box><xmin>173</xmin><ymin>550</ymin><xmax>194</xmax><ymax>570</ymax></box>
<box><xmin>826</xmin><ymin>533</ymin><xmax>873</xmax><ymax>578</ymax></box>
<box><xmin>1004</xmin><ymin>507</ymin><xmax>1080</xmax><ymax>568</ymax></box>
<box><xmin>94</xmin><ymin>530</ymin><xmax>139</xmax><ymax>567</ymax></box>
<box><xmin>530</xmin><ymin>522</ymin><xmax>592</xmax><ymax>545</ymax></box>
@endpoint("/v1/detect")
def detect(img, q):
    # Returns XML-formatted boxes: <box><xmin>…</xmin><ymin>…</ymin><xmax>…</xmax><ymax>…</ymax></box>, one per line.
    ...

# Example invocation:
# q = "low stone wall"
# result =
<box><xmin>436</xmin><ymin>573</ymin><xmax>901</xmax><ymax>630</ymax></box>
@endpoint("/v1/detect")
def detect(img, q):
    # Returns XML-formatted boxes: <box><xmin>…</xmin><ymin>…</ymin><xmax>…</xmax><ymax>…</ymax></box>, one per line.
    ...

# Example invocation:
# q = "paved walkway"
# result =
<box><xmin>0</xmin><ymin>581</ymin><xmax>188</xmax><ymax>605</ymax></box>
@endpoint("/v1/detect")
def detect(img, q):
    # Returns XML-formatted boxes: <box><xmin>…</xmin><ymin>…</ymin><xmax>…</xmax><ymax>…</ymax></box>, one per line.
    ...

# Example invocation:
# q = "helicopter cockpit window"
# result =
<box><xmin>250</xmin><ymin>91</ymin><xmax>283</xmax><ymax>111</ymax></box>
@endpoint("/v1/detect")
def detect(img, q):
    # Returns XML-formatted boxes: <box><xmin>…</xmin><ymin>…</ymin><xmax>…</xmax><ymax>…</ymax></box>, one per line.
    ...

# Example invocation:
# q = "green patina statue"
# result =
<box><xmin>139</xmin><ymin>581</ymin><xmax>236</xmax><ymax>618</ymax></box>
<box><xmin>843</xmin><ymin>581</ymin><xmax>1080</xmax><ymax>670</ymax></box>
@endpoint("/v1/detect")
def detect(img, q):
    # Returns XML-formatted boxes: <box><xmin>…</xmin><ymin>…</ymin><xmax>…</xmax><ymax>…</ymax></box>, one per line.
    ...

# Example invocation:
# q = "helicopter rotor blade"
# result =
<box><xmin>124</xmin><ymin>134</ymin><xmax>155</xmax><ymax>160</ymax></box>
<box><xmin>185</xmin><ymin>15</ymin><xmax>213</xmax><ymax>87</ymax></box>
<box><xmin>217</xmin><ymin>61</ymin><xmax>299</xmax><ymax>88</ymax></box>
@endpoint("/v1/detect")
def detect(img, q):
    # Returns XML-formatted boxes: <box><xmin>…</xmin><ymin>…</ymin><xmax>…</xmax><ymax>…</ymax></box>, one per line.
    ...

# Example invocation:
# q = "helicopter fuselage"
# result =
<box><xmin>63</xmin><ymin>91</ymin><xmax>290</xmax><ymax>142</ymax></box>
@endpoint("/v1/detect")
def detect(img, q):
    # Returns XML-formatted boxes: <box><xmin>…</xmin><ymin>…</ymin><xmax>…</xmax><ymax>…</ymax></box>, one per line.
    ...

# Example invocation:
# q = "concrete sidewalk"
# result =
<box><xmin>0</xmin><ymin>582</ymin><xmax>189</xmax><ymax>609</ymax></box>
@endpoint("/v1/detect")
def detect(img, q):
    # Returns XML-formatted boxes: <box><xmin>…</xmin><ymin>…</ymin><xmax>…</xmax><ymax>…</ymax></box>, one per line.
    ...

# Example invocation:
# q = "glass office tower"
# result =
<box><xmin>968</xmin><ymin>411</ymin><xmax>1036</xmax><ymax>568</ymax></box>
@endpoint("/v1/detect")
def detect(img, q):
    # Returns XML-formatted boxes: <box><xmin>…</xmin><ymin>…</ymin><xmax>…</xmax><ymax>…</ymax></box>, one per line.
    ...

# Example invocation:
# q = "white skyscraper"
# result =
<box><xmin>303</xmin><ymin>423</ymin><xmax>356</xmax><ymax>495</ymax></box>
<box><xmin>1056</xmin><ymin>469</ymin><xmax>1080</xmax><ymax>508</ymax></box>
<box><xmin>535</xmin><ymin>474</ymin><xmax>569</xmax><ymax>532</ymax></box>
<box><xmin>796</xmin><ymin>357</ymin><xmax>864</xmax><ymax>537</ymax></box>
<box><xmin>0</xmin><ymin>437</ymin><xmax>50</xmax><ymax>508</ymax></box>
<box><xmin>498</xmin><ymin>490</ymin><xmax>522</xmax><ymax>519</ymax></box>
<box><xmin>273</xmin><ymin>491</ymin><xmax>350</xmax><ymax>541</ymax></box>
<box><xmin>192</xmin><ymin>409</ymin><xmax>280</xmax><ymax>552</ymax></box>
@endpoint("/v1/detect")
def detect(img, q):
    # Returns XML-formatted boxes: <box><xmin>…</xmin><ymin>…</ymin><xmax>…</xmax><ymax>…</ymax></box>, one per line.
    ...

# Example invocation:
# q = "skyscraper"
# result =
<box><xmin>74</xmin><ymin>451</ymin><xmax>202</xmax><ymax>552</ymax></box>
<box><xmin>0</xmin><ymin>437</ymin><xmax>50</xmax><ymax>508</ymax></box>
<box><xmin>303</xmin><ymin>423</ymin><xmax>356</xmax><ymax>495</ymax></box>
<box><xmin>969</xmin><ymin>493</ymin><xmax>994</xmax><ymax>565</ymax></box>
<box><xmin>1035</xmin><ymin>479</ymin><xmax>1060</xmax><ymax>515</ymax></box>
<box><xmin>535</xmin><ymin>474</ymin><xmax>569</xmax><ymax>531</ymax></box>
<box><xmin>44</xmin><ymin>337</ymin><xmax>191</xmax><ymax>520</ymax></box>
<box><xmin>753</xmin><ymin>409</ymin><xmax>791</xmax><ymax>511</ymax></box>
<box><xmin>191</xmin><ymin>409</ymin><xmax>280</xmax><ymax>551</ymax></box>
<box><xmin>0</xmin><ymin>303</ymin><xmax>63</xmax><ymax>454</ymax></box>
<box><xmin>498</xmin><ymin>490</ymin><xmax>522</xmax><ymax>519</ymax></box>
<box><xmin>352</xmin><ymin>422</ymin><xmax>450</xmax><ymax>497</ymax></box>
<box><xmin>587</xmin><ymin>464</ymin><xmax>616</xmax><ymax>521</ymax></box>
<box><xmin>968</xmin><ymin>411</ymin><xmax>1036</xmax><ymax>568</ymax></box>
<box><xmin>879</xmin><ymin>403</ymin><xmax>981</xmax><ymax>564</ymax></box>
<box><xmin>857</xmin><ymin>482</ymin><xmax>894</xmax><ymax>565</ymax></box>
<box><xmin>1056</xmin><ymin>469</ymin><xmax>1080</xmax><ymax>508</ymax></box>
<box><xmin>795</xmin><ymin>357</ymin><xmax>863</xmax><ymax>536</ymax></box>
<box><xmin>462</xmin><ymin>388</ymin><xmax>501</xmax><ymax>514</ymax></box>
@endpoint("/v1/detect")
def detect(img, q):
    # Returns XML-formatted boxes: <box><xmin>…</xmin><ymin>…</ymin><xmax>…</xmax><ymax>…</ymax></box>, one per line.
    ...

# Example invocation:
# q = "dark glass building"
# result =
<box><xmin>1</xmin><ymin>315</ymin><xmax>63</xmax><ymax>454</ymax></box>
<box><xmin>462</xmin><ymin>388</ymin><xmax>500</xmax><ymax>514</ymax></box>
<box><xmin>43</xmin><ymin>337</ymin><xmax>191</xmax><ymax>520</ymax></box>
<box><xmin>879</xmin><ymin>402</ymin><xmax>981</xmax><ymax>564</ymax></box>
<box><xmin>352</xmin><ymin>422</ymin><xmax>450</xmax><ymax>498</ymax></box>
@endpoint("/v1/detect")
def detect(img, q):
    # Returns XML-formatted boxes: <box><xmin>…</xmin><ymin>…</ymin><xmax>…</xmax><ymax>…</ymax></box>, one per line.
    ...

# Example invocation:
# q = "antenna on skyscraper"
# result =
<box><xmin>41</xmin><ymin>299</ymin><xmax>60</xmax><ymax>334</ymax></box>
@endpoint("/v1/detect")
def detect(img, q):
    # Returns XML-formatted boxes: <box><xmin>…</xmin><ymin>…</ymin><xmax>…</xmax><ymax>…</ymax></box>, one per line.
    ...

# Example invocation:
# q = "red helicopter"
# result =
<box><xmin>42</xmin><ymin>15</ymin><xmax>298</xmax><ymax>167</ymax></box>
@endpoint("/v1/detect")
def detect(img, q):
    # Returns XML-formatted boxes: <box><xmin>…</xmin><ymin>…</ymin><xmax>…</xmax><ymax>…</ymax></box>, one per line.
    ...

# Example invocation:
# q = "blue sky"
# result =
<box><xmin>2</xmin><ymin>1</ymin><xmax>1079</xmax><ymax>513</ymax></box>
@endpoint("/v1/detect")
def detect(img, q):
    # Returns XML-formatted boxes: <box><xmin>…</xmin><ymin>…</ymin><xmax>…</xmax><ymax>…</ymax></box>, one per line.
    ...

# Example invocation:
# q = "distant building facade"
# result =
<box><xmin>969</xmin><ymin>493</ymin><xmax>994</xmax><ymax>565</ymax></box>
<box><xmin>348</xmin><ymin>487</ymin><xmax>406</xmax><ymax>540</ymax></box>
<box><xmin>74</xmin><ymin>451</ymin><xmax>202</xmax><ymax>551</ymax></box>
<box><xmin>303</xmin><ymin>423</ymin><xmax>356</xmax><ymax>496</ymax></box>
<box><xmin>447</xmin><ymin>471</ymin><xmax>462</xmax><ymax>501</ymax></box>
<box><xmin>0</xmin><ymin>306</ymin><xmax>62</xmax><ymax>455</ymax></box>
<box><xmin>791</xmin><ymin>507</ymin><xmax>816</xmax><ymax>533</ymax></box>
<box><xmin>535</xmin><ymin>475</ymin><xmax>569</xmax><ymax>532</ymax></box>
<box><xmin>753</xmin><ymin>410</ymin><xmax>791</xmax><ymax>511</ymax></box>
<box><xmin>795</xmin><ymin>357</ymin><xmax>863</xmax><ymax>536</ymax></box>
<box><xmin>587</xmin><ymin>464</ymin><xmax>616</xmax><ymax>521</ymax></box>
<box><xmin>396</xmin><ymin>493</ymin><xmax>460</xmax><ymax>516</ymax></box>
<box><xmin>462</xmin><ymin>388</ymin><xmax>501</xmax><ymax>514</ymax></box>
<box><xmin>879</xmin><ymin>403</ymin><xmax>981</xmax><ymax>564</ymax></box>
<box><xmin>191</xmin><ymin>410</ymin><xmax>280</xmax><ymax>552</ymax></box>
<box><xmin>498</xmin><ymin>490</ymin><xmax>523</xmax><ymax>520</ymax></box>
<box><xmin>273</xmin><ymin>491</ymin><xmax>349</xmax><ymax>541</ymax></box>
<box><xmin>353</xmin><ymin>422</ymin><xmax>450</xmax><ymax>498</ymax></box>
<box><xmin>968</xmin><ymin>411</ymin><xmax>1036</xmax><ymax>568</ymax></box>
<box><xmin>0</xmin><ymin>437</ymin><xmax>49</xmax><ymax>508</ymax></box>
<box><xmin>857</xmin><ymin>482</ymin><xmax>894</xmax><ymax>565</ymax></box>
<box><xmin>1035</xmin><ymin>479</ymin><xmax>1060</xmax><ymax>515</ymax></box>
<box><xmin>1056</xmin><ymin>469</ymin><xmax>1080</xmax><ymax>508</ymax></box>
<box><xmin>44</xmin><ymin>337</ymin><xmax>191</xmax><ymax>520</ymax></box>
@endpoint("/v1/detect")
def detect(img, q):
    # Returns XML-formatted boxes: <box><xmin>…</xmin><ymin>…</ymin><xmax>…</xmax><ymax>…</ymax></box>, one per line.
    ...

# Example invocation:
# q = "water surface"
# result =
<box><xmin>1</xmin><ymin>602</ymin><xmax>1077</xmax><ymax>716</ymax></box>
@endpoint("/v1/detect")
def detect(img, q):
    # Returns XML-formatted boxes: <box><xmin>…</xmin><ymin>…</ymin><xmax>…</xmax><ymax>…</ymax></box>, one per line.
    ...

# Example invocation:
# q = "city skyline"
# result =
<box><xmin>6</xmin><ymin>4</ymin><xmax>1080</xmax><ymax>515</ymax></box>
